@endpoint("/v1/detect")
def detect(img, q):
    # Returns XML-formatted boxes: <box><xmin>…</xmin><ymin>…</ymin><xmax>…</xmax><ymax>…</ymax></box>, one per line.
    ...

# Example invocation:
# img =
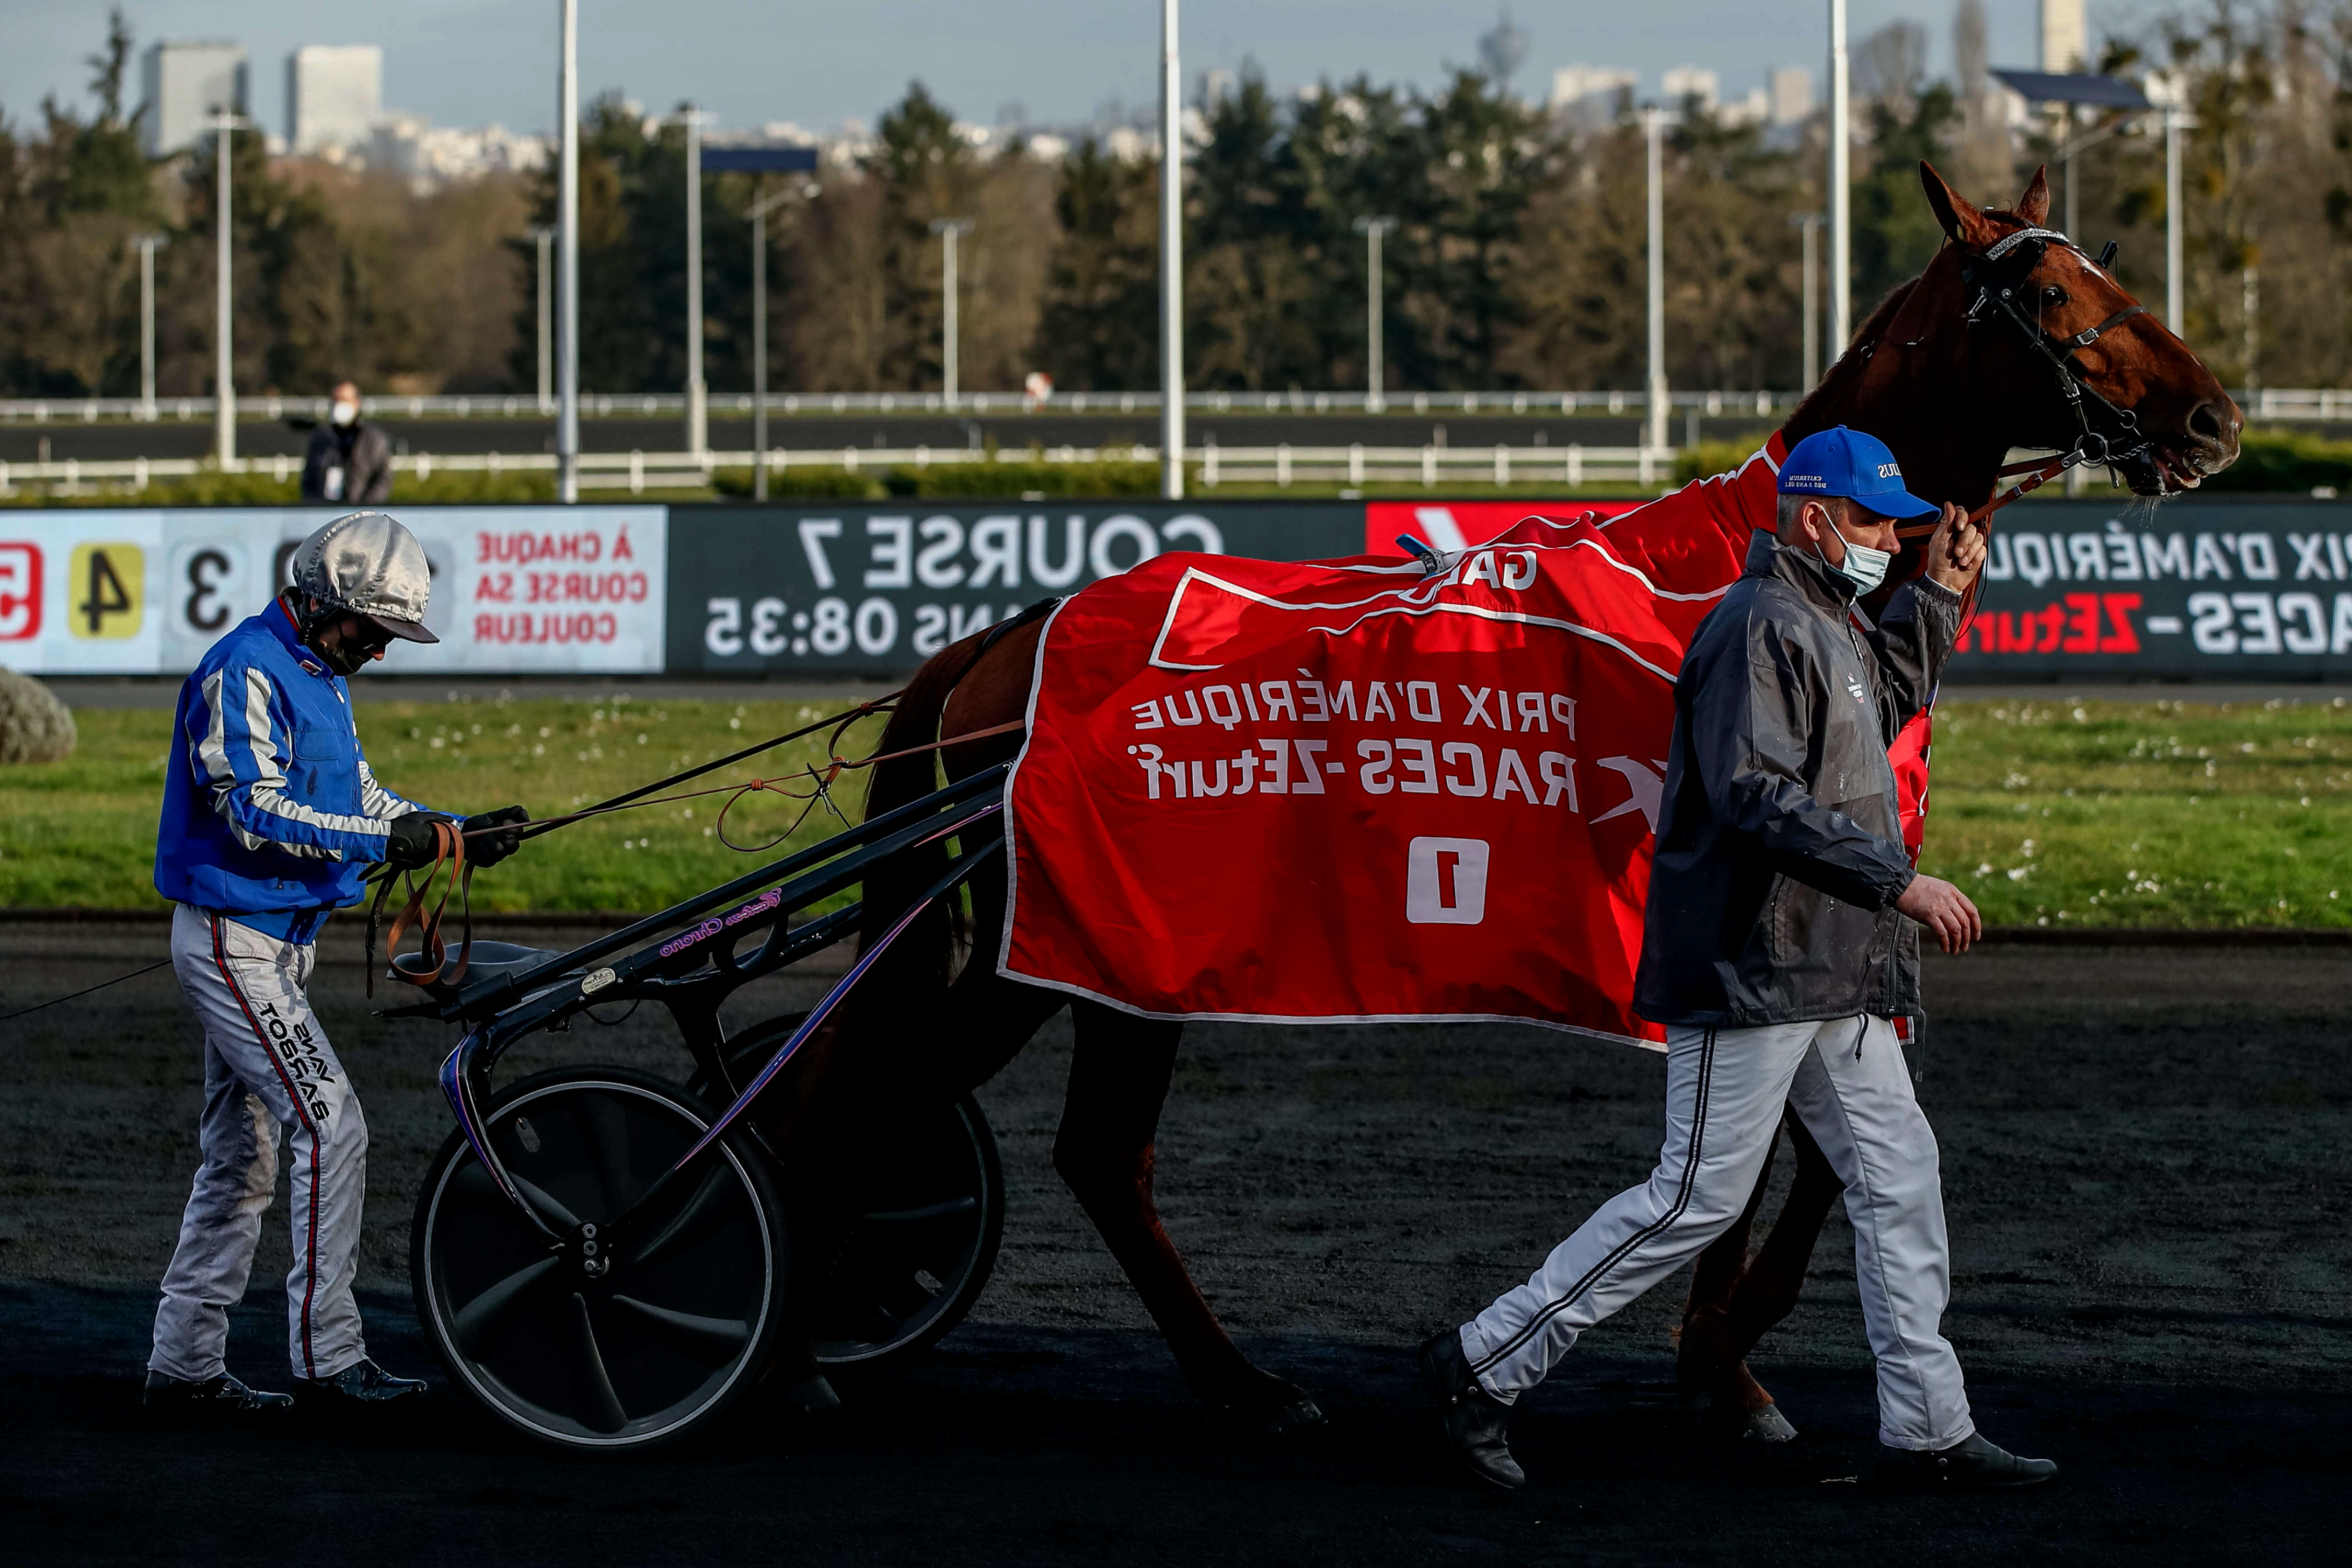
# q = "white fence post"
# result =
<box><xmin>1494</xmin><ymin>444</ymin><xmax>1508</xmax><ymax>487</ymax></box>
<box><xmin>1276</xmin><ymin>444</ymin><xmax>1292</xmax><ymax>488</ymax></box>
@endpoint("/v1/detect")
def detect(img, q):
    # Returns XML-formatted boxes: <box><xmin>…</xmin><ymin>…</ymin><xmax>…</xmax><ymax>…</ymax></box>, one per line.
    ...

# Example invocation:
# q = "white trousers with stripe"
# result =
<box><xmin>1459</xmin><ymin>1014</ymin><xmax>1974</xmax><ymax>1451</ymax></box>
<box><xmin>151</xmin><ymin>907</ymin><xmax>370</xmax><ymax>1382</ymax></box>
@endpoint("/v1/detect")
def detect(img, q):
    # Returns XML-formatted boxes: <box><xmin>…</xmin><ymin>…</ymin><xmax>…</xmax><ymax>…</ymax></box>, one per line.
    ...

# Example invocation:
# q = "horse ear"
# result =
<box><xmin>1919</xmin><ymin>161</ymin><xmax>2000</xmax><ymax>249</ymax></box>
<box><xmin>2016</xmin><ymin>166</ymin><xmax>2051</xmax><ymax>225</ymax></box>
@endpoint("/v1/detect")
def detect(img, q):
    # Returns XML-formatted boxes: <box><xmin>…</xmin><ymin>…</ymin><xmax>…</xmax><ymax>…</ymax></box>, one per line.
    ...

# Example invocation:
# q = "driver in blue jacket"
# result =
<box><xmin>144</xmin><ymin>511</ymin><xmax>529</xmax><ymax>1420</ymax></box>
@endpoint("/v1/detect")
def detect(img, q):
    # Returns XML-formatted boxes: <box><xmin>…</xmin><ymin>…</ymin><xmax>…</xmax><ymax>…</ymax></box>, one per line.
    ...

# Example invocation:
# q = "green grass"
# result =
<box><xmin>5</xmin><ymin>694</ymin><xmax>2350</xmax><ymax>925</ymax></box>
<box><xmin>1917</xmin><ymin>697</ymin><xmax>2352</xmax><ymax>928</ymax></box>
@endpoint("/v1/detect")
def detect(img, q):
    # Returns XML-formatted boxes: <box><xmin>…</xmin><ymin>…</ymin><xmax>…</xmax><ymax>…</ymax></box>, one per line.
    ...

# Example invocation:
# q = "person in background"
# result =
<box><xmin>301</xmin><ymin>382</ymin><xmax>394</xmax><ymax>505</ymax></box>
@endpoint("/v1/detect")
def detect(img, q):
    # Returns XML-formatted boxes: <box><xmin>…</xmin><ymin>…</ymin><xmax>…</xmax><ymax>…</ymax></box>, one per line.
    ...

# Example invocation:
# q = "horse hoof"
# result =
<box><xmin>1739</xmin><ymin>1403</ymin><xmax>1798</xmax><ymax>1444</ymax></box>
<box><xmin>786</xmin><ymin>1373</ymin><xmax>843</xmax><ymax>1416</ymax></box>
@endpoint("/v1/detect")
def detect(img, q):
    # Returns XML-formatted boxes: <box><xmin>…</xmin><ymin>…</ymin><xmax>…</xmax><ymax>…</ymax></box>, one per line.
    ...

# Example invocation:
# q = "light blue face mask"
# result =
<box><xmin>1828</xmin><ymin>537</ymin><xmax>1892</xmax><ymax>595</ymax></box>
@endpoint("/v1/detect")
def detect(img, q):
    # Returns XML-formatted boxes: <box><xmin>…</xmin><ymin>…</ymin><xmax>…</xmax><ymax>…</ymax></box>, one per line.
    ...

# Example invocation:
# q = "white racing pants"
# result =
<box><xmin>151</xmin><ymin>907</ymin><xmax>370</xmax><ymax>1383</ymax></box>
<box><xmin>1459</xmin><ymin>1014</ymin><xmax>1973</xmax><ymax>1451</ymax></box>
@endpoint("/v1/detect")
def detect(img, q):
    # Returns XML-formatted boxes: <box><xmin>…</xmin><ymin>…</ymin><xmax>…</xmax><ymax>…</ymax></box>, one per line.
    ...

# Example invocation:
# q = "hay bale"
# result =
<box><xmin>0</xmin><ymin>667</ymin><xmax>76</xmax><ymax>765</ymax></box>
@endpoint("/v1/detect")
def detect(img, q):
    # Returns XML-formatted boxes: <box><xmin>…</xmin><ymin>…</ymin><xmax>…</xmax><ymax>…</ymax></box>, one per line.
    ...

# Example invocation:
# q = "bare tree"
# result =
<box><xmin>1855</xmin><ymin>20</ymin><xmax>1929</xmax><ymax>118</ymax></box>
<box><xmin>1950</xmin><ymin>0</ymin><xmax>2014</xmax><ymax>200</ymax></box>
<box><xmin>1478</xmin><ymin>10</ymin><xmax>1533</xmax><ymax>95</ymax></box>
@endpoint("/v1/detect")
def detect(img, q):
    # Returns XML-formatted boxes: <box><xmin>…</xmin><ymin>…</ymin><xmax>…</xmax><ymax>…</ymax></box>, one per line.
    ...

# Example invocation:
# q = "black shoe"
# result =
<box><xmin>295</xmin><ymin>1358</ymin><xmax>428</xmax><ymax>1410</ymax></box>
<box><xmin>142</xmin><ymin>1369</ymin><xmax>294</xmax><ymax>1419</ymax></box>
<box><xmin>1879</xmin><ymin>1431</ymin><xmax>2057</xmax><ymax>1488</ymax></box>
<box><xmin>1418</xmin><ymin>1330</ymin><xmax>1526</xmax><ymax>1490</ymax></box>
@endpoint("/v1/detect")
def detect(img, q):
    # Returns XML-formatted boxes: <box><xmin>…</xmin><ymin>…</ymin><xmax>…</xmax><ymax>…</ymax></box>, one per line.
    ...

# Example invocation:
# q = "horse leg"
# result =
<box><xmin>1678</xmin><ymin>1124</ymin><xmax>1785</xmax><ymax>1424</ymax></box>
<box><xmin>1053</xmin><ymin>998</ymin><xmax>1321</xmax><ymax>1431</ymax></box>
<box><xmin>1717</xmin><ymin>1113</ymin><xmax>1843</xmax><ymax>1365</ymax></box>
<box><xmin>760</xmin><ymin>961</ymin><xmax>1064</xmax><ymax>1408</ymax></box>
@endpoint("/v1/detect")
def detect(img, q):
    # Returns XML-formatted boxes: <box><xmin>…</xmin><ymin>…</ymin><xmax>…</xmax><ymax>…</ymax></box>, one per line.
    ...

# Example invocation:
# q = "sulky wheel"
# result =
<box><xmin>689</xmin><ymin>1018</ymin><xmax>1005</xmax><ymax>1373</ymax></box>
<box><xmin>808</xmin><ymin>1093</ymin><xmax>1004</xmax><ymax>1369</ymax></box>
<box><xmin>411</xmin><ymin>1066</ymin><xmax>786</xmax><ymax>1451</ymax></box>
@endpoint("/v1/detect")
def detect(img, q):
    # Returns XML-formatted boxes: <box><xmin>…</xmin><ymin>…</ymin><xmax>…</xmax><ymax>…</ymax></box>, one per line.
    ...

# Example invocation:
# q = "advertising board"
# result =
<box><xmin>0</xmin><ymin>506</ymin><xmax>666</xmax><ymax>675</ymax></box>
<box><xmin>1947</xmin><ymin>500</ymin><xmax>2352</xmax><ymax>679</ymax></box>
<box><xmin>665</xmin><ymin>503</ymin><xmax>1363</xmax><ymax>675</ymax></box>
<box><xmin>6</xmin><ymin>498</ymin><xmax>2351</xmax><ymax>681</ymax></box>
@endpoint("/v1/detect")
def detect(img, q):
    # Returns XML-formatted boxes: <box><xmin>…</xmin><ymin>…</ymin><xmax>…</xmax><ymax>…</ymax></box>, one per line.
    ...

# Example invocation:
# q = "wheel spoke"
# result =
<box><xmin>451</xmin><ymin>1255</ymin><xmax>561</xmax><ymax>1357</ymax></box>
<box><xmin>625</xmin><ymin>1162</ymin><xmax>735</xmax><ymax>1272</ymax></box>
<box><xmin>567</xmin><ymin>1293</ymin><xmax>629</xmax><ymax>1434</ymax></box>
<box><xmin>512</xmin><ymin>1172</ymin><xmax>584</xmax><ymax>1232</ymax></box>
<box><xmin>446</xmin><ymin>1160</ymin><xmax>510</xmax><ymax>1208</ymax></box>
<box><xmin>607</xmin><ymin>1294</ymin><xmax>751</xmax><ymax>1360</ymax></box>
<box><xmin>862</xmin><ymin>1196</ymin><xmax>977</xmax><ymax>1225</ymax></box>
<box><xmin>573</xmin><ymin>1091</ymin><xmax>634</xmax><ymax>1218</ymax></box>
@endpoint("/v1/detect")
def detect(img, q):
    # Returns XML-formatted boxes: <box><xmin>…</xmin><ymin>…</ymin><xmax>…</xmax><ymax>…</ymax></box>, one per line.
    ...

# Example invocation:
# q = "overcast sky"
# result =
<box><xmin>8</xmin><ymin>1</ymin><xmax>2166</xmax><ymax>138</ymax></box>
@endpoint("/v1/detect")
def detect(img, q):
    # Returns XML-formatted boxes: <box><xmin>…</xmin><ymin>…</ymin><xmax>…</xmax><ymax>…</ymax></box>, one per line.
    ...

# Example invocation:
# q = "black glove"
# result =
<box><xmin>465</xmin><ymin>805</ymin><xmax>531</xmax><ymax>868</ymax></box>
<box><xmin>384</xmin><ymin>812</ymin><xmax>459</xmax><ymax>870</ymax></box>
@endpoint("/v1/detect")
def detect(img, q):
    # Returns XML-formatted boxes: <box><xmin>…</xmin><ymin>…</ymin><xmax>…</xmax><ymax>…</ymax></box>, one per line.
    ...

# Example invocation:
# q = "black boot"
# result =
<box><xmin>1879</xmin><ymin>1430</ymin><xmax>2057</xmax><ymax>1488</ymax></box>
<box><xmin>1417</xmin><ymin>1330</ymin><xmax>1526</xmax><ymax>1490</ymax></box>
<box><xmin>295</xmin><ymin>1358</ymin><xmax>428</xmax><ymax>1411</ymax></box>
<box><xmin>143</xmin><ymin>1369</ymin><xmax>294</xmax><ymax>1420</ymax></box>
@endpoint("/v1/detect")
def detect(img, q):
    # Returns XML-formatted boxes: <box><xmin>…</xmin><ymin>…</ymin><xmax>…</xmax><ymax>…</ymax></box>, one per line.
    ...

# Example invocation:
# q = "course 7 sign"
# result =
<box><xmin>666</xmin><ymin>504</ymin><xmax>1364</xmax><ymax>675</ymax></box>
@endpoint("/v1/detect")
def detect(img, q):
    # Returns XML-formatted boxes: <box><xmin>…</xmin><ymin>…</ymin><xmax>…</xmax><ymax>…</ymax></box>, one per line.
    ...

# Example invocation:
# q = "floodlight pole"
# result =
<box><xmin>557</xmin><ymin>0</ymin><xmax>580</xmax><ymax>502</ymax></box>
<box><xmin>209</xmin><ymin>110</ymin><xmax>243</xmax><ymax>467</ymax></box>
<box><xmin>1828</xmin><ymin>0</ymin><xmax>1851</xmax><ymax>357</ymax></box>
<box><xmin>527</xmin><ymin>225</ymin><xmax>554</xmax><ymax>412</ymax></box>
<box><xmin>1793</xmin><ymin>212</ymin><xmax>1821</xmax><ymax>390</ymax></box>
<box><xmin>2165</xmin><ymin>107</ymin><xmax>2192</xmax><ymax>331</ymax></box>
<box><xmin>683</xmin><ymin>106</ymin><xmax>709</xmax><ymax>459</ymax></box>
<box><xmin>132</xmin><ymin>233</ymin><xmax>168</xmax><ymax>419</ymax></box>
<box><xmin>1353</xmin><ymin>216</ymin><xmax>1397</xmax><ymax>410</ymax></box>
<box><xmin>748</xmin><ymin>186</ymin><xmax>799</xmax><ymax>500</ymax></box>
<box><xmin>1159</xmin><ymin>0</ymin><xmax>1185</xmax><ymax>499</ymax></box>
<box><xmin>929</xmin><ymin>218</ymin><xmax>974</xmax><ymax>406</ymax></box>
<box><xmin>2059</xmin><ymin>119</ymin><xmax>2123</xmax><ymax>245</ymax></box>
<box><xmin>1642</xmin><ymin>106</ymin><xmax>1669</xmax><ymax>453</ymax></box>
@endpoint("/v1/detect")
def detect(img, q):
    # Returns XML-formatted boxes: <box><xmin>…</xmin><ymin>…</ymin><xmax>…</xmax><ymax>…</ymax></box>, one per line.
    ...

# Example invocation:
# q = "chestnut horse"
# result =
<box><xmin>766</xmin><ymin>164</ymin><xmax>2239</xmax><ymax>1435</ymax></box>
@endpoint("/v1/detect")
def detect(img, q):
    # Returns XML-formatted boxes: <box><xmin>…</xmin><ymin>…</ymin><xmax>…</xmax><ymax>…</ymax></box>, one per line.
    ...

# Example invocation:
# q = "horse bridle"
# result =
<box><xmin>1957</xmin><ymin>225</ymin><xmax>2158</xmax><ymax>472</ymax></box>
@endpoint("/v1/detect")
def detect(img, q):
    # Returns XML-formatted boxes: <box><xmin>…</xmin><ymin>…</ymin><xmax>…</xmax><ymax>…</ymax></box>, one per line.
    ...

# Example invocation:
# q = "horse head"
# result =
<box><xmin>1791</xmin><ymin>163</ymin><xmax>2241</xmax><ymax>521</ymax></box>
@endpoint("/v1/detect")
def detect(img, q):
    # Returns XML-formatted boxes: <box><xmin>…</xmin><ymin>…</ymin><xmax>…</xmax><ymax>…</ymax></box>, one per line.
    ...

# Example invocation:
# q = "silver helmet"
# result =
<box><xmin>288</xmin><ymin>511</ymin><xmax>439</xmax><ymax>644</ymax></box>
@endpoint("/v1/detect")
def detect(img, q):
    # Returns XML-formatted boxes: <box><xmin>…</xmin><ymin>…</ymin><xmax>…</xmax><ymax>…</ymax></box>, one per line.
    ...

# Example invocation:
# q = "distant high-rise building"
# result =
<box><xmin>1768</xmin><ymin>65</ymin><xmax>1815</xmax><ymax>125</ymax></box>
<box><xmin>287</xmin><ymin>45</ymin><xmax>383</xmax><ymax>154</ymax></box>
<box><xmin>140</xmin><ymin>41</ymin><xmax>248</xmax><ymax>157</ymax></box>
<box><xmin>1549</xmin><ymin>64</ymin><xmax>1634</xmax><ymax>131</ymax></box>
<box><xmin>1661</xmin><ymin>65</ymin><xmax>1720</xmax><ymax>112</ymax></box>
<box><xmin>2041</xmin><ymin>0</ymin><xmax>2086</xmax><ymax>72</ymax></box>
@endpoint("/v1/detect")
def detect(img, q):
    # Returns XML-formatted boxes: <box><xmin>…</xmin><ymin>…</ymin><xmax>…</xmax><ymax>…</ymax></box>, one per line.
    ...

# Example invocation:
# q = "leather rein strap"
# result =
<box><xmin>366</xmin><ymin>818</ymin><xmax>473</xmax><ymax>998</ymax></box>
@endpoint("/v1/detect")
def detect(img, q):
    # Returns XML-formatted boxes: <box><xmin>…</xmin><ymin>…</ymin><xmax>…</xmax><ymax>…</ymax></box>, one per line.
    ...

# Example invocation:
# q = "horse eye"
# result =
<box><xmin>2041</xmin><ymin>284</ymin><xmax>2069</xmax><ymax>307</ymax></box>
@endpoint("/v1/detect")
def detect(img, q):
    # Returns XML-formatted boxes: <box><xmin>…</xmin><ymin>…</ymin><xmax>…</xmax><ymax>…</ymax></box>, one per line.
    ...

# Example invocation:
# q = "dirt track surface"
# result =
<box><xmin>3</xmin><ymin>927</ymin><xmax>2349</xmax><ymax>1564</ymax></box>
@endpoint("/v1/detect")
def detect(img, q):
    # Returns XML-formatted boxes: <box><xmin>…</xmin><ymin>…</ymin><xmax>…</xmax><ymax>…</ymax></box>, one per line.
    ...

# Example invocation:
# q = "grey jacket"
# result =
<box><xmin>1631</xmin><ymin>531</ymin><xmax>1962</xmax><ymax>1028</ymax></box>
<box><xmin>302</xmin><ymin>421</ymin><xmax>394</xmax><ymax>505</ymax></box>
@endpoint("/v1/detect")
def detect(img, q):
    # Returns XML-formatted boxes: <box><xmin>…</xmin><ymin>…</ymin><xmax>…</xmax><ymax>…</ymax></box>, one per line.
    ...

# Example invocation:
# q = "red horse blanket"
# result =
<box><xmin>1000</xmin><ymin>434</ymin><xmax>1934</xmax><ymax>1047</ymax></box>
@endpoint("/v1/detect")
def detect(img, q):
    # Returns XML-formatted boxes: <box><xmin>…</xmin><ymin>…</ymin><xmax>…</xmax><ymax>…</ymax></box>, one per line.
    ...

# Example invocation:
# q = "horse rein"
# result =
<box><xmin>367</xmin><ymin>693</ymin><xmax>1031</xmax><ymax>996</ymax></box>
<box><xmin>367</xmin><ymin>817</ymin><xmax>472</xmax><ymax>998</ymax></box>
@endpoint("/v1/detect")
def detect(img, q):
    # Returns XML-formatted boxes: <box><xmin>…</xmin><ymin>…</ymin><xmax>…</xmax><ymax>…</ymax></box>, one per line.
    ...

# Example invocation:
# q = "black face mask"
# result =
<box><xmin>291</xmin><ymin>595</ymin><xmax>390</xmax><ymax>675</ymax></box>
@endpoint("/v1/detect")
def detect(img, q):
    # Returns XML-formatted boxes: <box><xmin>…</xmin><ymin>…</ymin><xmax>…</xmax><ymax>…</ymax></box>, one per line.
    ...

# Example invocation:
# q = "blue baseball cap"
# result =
<box><xmin>1776</xmin><ymin>426</ymin><xmax>1938</xmax><ymax>518</ymax></box>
